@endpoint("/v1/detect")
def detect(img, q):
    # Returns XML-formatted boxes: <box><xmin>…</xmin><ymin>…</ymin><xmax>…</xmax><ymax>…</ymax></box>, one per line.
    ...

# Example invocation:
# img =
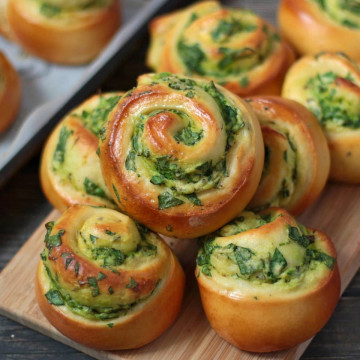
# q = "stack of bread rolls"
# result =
<box><xmin>37</xmin><ymin>0</ymin><xmax>355</xmax><ymax>353</ymax></box>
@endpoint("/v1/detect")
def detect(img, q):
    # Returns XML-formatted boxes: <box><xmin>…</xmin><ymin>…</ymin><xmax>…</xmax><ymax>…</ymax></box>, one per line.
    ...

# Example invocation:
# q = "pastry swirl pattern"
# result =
<box><xmin>41</xmin><ymin>93</ymin><xmax>122</xmax><ymax>211</ymax></box>
<box><xmin>245</xmin><ymin>96</ymin><xmax>330</xmax><ymax>214</ymax></box>
<box><xmin>99</xmin><ymin>73</ymin><xmax>264</xmax><ymax>238</ymax></box>
<box><xmin>279</xmin><ymin>0</ymin><xmax>360</xmax><ymax>61</ymax></box>
<box><xmin>196</xmin><ymin>207</ymin><xmax>340</xmax><ymax>352</ymax></box>
<box><xmin>282</xmin><ymin>52</ymin><xmax>360</xmax><ymax>183</ymax></box>
<box><xmin>147</xmin><ymin>1</ymin><xmax>295</xmax><ymax>96</ymax></box>
<box><xmin>36</xmin><ymin>205</ymin><xmax>185</xmax><ymax>350</ymax></box>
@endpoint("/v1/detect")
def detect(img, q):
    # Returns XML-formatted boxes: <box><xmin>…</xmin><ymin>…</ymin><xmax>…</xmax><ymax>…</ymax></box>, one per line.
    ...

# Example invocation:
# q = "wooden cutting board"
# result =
<box><xmin>0</xmin><ymin>182</ymin><xmax>359</xmax><ymax>360</ymax></box>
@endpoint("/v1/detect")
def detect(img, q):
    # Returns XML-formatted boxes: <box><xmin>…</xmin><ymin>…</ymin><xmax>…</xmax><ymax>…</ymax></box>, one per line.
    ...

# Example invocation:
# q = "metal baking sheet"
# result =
<box><xmin>0</xmin><ymin>0</ymin><xmax>174</xmax><ymax>185</ymax></box>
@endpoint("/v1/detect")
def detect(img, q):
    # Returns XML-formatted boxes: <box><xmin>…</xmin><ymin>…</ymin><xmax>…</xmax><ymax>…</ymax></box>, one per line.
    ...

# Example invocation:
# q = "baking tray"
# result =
<box><xmin>0</xmin><ymin>0</ymin><xmax>185</xmax><ymax>186</ymax></box>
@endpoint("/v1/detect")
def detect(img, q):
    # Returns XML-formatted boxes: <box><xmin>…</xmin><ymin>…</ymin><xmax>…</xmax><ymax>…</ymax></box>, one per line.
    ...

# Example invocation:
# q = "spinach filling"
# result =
<box><xmin>83</xmin><ymin>177</ymin><xmax>115</xmax><ymax>204</ymax></box>
<box><xmin>305</xmin><ymin>71</ymin><xmax>360</xmax><ymax>129</ymax></box>
<box><xmin>176</xmin><ymin>11</ymin><xmax>277</xmax><ymax>79</ymax></box>
<box><xmin>124</xmin><ymin>74</ymin><xmax>245</xmax><ymax>210</ymax></box>
<box><xmin>75</xmin><ymin>95</ymin><xmax>121</xmax><ymax>137</ymax></box>
<box><xmin>197</xmin><ymin>215</ymin><xmax>335</xmax><ymax>282</ymax></box>
<box><xmin>91</xmin><ymin>241</ymin><xmax>157</xmax><ymax>268</ymax></box>
<box><xmin>312</xmin><ymin>0</ymin><xmax>360</xmax><ymax>29</ymax></box>
<box><xmin>51</xmin><ymin>95</ymin><xmax>120</xmax><ymax>203</ymax></box>
<box><xmin>41</xmin><ymin>221</ymin><xmax>160</xmax><ymax>320</ymax></box>
<box><xmin>211</xmin><ymin>18</ymin><xmax>257</xmax><ymax>43</ymax></box>
<box><xmin>38</xmin><ymin>0</ymin><xmax>112</xmax><ymax>18</ymax></box>
<box><xmin>40</xmin><ymin>3</ymin><xmax>60</xmax><ymax>17</ymax></box>
<box><xmin>52</xmin><ymin>126</ymin><xmax>73</xmax><ymax>169</ymax></box>
<box><xmin>43</xmin><ymin>262</ymin><xmax>161</xmax><ymax>320</ymax></box>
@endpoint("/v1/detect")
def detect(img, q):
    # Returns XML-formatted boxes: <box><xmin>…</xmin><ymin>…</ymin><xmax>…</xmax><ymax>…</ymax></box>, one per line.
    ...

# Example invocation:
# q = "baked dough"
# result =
<box><xmin>7</xmin><ymin>0</ymin><xmax>121</xmax><ymax>64</ymax></box>
<box><xmin>246</xmin><ymin>96</ymin><xmax>330</xmax><ymax>214</ymax></box>
<box><xmin>36</xmin><ymin>204</ymin><xmax>185</xmax><ymax>350</ymax></box>
<box><xmin>99</xmin><ymin>72</ymin><xmax>264</xmax><ymax>238</ymax></box>
<box><xmin>40</xmin><ymin>93</ymin><xmax>123</xmax><ymax>211</ymax></box>
<box><xmin>196</xmin><ymin>207</ymin><xmax>340</xmax><ymax>352</ymax></box>
<box><xmin>282</xmin><ymin>52</ymin><xmax>360</xmax><ymax>183</ymax></box>
<box><xmin>279</xmin><ymin>0</ymin><xmax>360</xmax><ymax>61</ymax></box>
<box><xmin>0</xmin><ymin>51</ymin><xmax>21</xmax><ymax>133</ymax></box>
<box><xmin>147</xmin><ymin>1</ymin><xmax>295</xmax><ymax>97</ymax></box>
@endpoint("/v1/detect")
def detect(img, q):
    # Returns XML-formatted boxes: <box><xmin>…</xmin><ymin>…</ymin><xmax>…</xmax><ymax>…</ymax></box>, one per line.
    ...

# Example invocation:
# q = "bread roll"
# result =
<box><xmin>7</xmin><ymin>0</ymin><xmax>121</xmax><ymax>64</ymax></box>
<box><xmin>282</xmin><ymin>52</ymin><xmax>360</xmax><ymax>183</ymax></box>
<box><xmin>99</xmin><ymin>72</ymin><xmax>264</xmax><ymax>238</ymax></box>
<box><xmin>196</xmin><ymin>207</ymin><xmax>340</xmax><ymax>352</ymax></box>
<box><xmin>278</xmin><ymin>0</ymin><xmax>360</xmax><ymax>61</ymax></box>
<box><xmin>36</xmin><ymin>204</ymin><xmax>185</xmax><ymax>350</ymax></box>
<box><xmin>245</xmin><ymin>96</ymin><xmax>330</xmax><ymax>214</ymax></box>
<box><xmin>0</xmin><ymin>51</ymin><xmax>21</xmax><ymax>133</ymax></box>
<box><xmin>147</xmin><ymin>1</ymin><xmax>295</xmax><ymax>97</ymax></box>
<box><xmin>40</xmin><ymin>93</ymin><xmax>123</xmax><ymax>211</ymax></box>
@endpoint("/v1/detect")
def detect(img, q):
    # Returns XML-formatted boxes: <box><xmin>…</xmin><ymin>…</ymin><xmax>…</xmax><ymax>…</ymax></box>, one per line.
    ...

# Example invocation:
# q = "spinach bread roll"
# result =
<box><xmin>0</xmin><ymin>51</ymin><xmax>21</xmax><ymax>133</ymax></box>
<box><xmin>36</xmin><ymin>205</ymin><xmax>185</xmax><ymax>350</ymax></box>
<box><xmin>196</xmin><ymin>208</ymin><xmax>340</xmax><ymax>352</ymax></box>
<box><xmin>99</xmin><ymin>73</ymin><xmax>264</xmax><ymax>238</ymax></box>
<box><xmin>245</xmin><ymin>96</ymin><xmax>330</xmax><ymax>215</ymax></box>
<box><xmin>41</xmin><ymin>93</ymin><xmax>123</xmax><ymax>211</ymax></box>
<box><xmin>279</xmin><ymin>0</ymin><xmax>360</xmax><ymax>61</ymax></box>
<box><xmin>6</xmin><ymin>0</ymin><xmax>121</xmax><ymax>64</ymax></box>
<box><xmin>282</xmin><ymin>52</ymin><xmax>360</xmax><ymax>183</ymax></box>
<box><xmin>147</xmin><ymin>1</ymin><xmax>295</xmax><ymax>97</ymax></box>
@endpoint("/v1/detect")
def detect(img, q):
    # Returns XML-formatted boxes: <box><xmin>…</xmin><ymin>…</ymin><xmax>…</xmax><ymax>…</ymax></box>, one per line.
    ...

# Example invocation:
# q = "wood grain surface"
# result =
<box><xmin>0</xmin><ymin>179</ymin><xmax>359</xmax><ymax>360</ymax></box>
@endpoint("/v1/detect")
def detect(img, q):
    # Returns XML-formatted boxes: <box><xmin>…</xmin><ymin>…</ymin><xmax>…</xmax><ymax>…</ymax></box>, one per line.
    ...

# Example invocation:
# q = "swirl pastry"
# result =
<box><xmin>282</xmin><ymin>52</ymin><xmax>360</xmax><ymax>183</ymax></box>
<box><xmin>196</xmin><ymin>207</ymin><xmax>340</xmax><ymax>352</ymax></box>
<box><xmin>36</xmin><ymin>204</ymin><xmax>185</xmax><ymax>350</ymax></box>
<box><xmin>279</xmin><ymin>0</ymin><xmax>360</xmax><ymax>61</ymax></box>
<box><xmin>0</xmin><ymin>51</ymin><xmax>21</xmax><ymax>133</ymax></box>
<box><xmin>6</xmin><ymin>0</ymin><xmax>121</xmax><ymax>64</ymax></box>
<box><xmin>41</xmin><ymin>93</ymin><xmax>123</xmax><ymax>211</ymax></box>
<box><xmin>99</xmin><ymin>73</ymin><xmax>264</xmax><ymax>238</ymax></box>
<box><xmin>245</xmin><ymin>96</ymin><xmax>330</xmax><ymax>214</ymax></box>
<box><xmin>146</xmin><ymin>1</ymin><xmax>295</xmax><ymax>97</ymax></box>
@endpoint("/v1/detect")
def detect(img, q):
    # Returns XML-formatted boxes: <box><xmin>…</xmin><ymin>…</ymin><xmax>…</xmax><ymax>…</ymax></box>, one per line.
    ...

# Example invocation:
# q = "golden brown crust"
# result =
<box><xmin>197</xmin><ymin>261</ymin><xmax>340</xmax><ymax>352</ymax></box>
<box><xmin>0</xmin><ymin>51</ymin><xmax>21</xmax><ymax>133</ymax></box>
<box><xmin>100</xmin><ymin>73</ymin><xmax>264</xmax><ymax>238</ymax></box>
<box><xmin>195</xmin><ymin>207</ymin><xmax>341</xmax><ymax>352</ymax></box>
<box><xmin>245</xmin><ymin>96</ymin><xmax>330</xmax><ymax>215</ymax></box>
<box><xmin>7</xmin><ymin>0</ymin><xmax>121</xmax><ymax>64</ymax></box>
<box><xmin>147</xmin><ymin>1</ymin><xmax>295</xmax><ymax>97</ymax></box>
<box><xmin>278</xmin><ymin>0</ymin><xmax>360</xmax><ymax>61</ymax></box>
<box><xmin>36</xmin><ymin>205</ymin><xmax>185</xmax><ymax>350</ymax></box>
<box><xmin>40</xmin><ymin>93</ymin><xmax>123</xmax><ymax>211</ymax></box>
<box><xmin>282</xmin><ymin>52</ymin><xmax>360</xmax><ymax>183</ymax></box>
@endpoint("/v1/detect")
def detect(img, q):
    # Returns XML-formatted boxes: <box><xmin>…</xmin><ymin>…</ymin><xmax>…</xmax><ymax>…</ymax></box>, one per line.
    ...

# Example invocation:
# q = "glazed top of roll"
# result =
<box><xmin>196</xmin><ymin>208</ymin><xmax>337</xmax><ymax>297</ymax></box>
<box><xmin>40</xmin><ymin>205</ymin><xmax>171</xmax><ymax>320</ymax></box>
<box><xmin>147</xmin><ymin>0</ymin><xmax>294</xmax><ymax>96</ymax></box>
<box><xmin>13</xmin><ymin>0</ymin><xmax>114</xmax><ymax>23</ymax></box>
<box><xmin>282</xmin><ymin>52</ymin><xmax>360</xmax><ymax>134</ymax></box>
<box><xmin>308</xmin><ymin>0</ymin><xmax>360</xmax><ymax>29</ymax></box>
<box><xmin>41</xmin><ymin>93</ymin><xmax>122</xmax><ymax>210</ymax></box>
<box><xmin>245</xmin><ymin>96</ymin><xmax>330</xmax><ymax>215</ymax></box>
<box><xmin>99</xmin><ymin>72</ymin><xmax>264</xmax><ymax>238</ymax></box>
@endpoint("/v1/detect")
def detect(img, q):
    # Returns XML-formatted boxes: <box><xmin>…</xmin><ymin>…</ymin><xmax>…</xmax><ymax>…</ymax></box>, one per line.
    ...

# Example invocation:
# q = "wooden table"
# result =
<box><xmin>0</xmin><ymin>0</ymin><xmax>359</xmax><ymax>359</ymax></box>
<box><xmin>0</xmin><ymin>154</ymin><xmax>359</xmax><ymax>360</ymax></box>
